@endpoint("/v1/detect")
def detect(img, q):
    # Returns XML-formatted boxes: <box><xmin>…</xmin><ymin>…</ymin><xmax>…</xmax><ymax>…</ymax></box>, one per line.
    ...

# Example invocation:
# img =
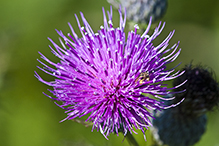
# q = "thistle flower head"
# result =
<box><xmin>152</xmin><ymin>64</ymin><xmax>219</xmax><ymax>146</ymax></box>
<box><xmin>172</xmin><ymin>64</ymin><xmax>219</xmax><ymax>117</ymax></box>
<box><xmin>35</xmin><ymin>7</ymin><xmax>184</xmax><ymax>139</ymax></box>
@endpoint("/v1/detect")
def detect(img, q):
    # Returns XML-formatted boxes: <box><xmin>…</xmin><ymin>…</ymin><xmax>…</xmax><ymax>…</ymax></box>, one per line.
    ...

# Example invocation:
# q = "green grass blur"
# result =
<box><xmin>0</xmin><ymin>0</ymin><xmax>219</xmax><ymax>146</ymax></box>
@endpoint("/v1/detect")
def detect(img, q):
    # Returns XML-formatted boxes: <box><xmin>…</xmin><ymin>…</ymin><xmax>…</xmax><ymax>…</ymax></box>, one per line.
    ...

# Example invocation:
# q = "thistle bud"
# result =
<box><xmin>152</xmin><ymin>64</ymin><xmax>219</xmax><ymax>146</ymax></box>
<box><xmin>107</xmin><ymin>0</ymin><xmax>168</xmax><ymax>23</ymax></box>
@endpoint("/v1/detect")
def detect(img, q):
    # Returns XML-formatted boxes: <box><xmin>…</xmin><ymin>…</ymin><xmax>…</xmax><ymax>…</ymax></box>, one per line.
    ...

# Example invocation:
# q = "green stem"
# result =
<box><xmin>125</xmin><ymin>132</ymin><xmax>139</xmax><ymax>146</ymax></box>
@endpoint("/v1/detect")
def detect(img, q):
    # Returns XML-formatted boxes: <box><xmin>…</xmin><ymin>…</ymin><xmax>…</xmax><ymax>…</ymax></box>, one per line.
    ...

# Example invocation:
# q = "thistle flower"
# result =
<box><xmin>152</xmin><ymin>64</ymin><xmax>219</xmax><ymax>146</ymax></box>
<box><xmin>172</xmin><ymin>64</ymin><xmax>219</xmax><ymax>117</ymax></box>
<box><xmin>107</xmin><ymin>0</ymin><xmax>168</xmax><ymax>23</ymax></box>
<box><xmin>35</xmin><ymin>7</ymin><xmax>184</xmax><ymax>139</ymax></box>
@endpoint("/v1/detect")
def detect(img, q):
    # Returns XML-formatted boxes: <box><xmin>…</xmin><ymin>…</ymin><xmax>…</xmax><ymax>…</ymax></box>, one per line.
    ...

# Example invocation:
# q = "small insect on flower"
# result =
<box><xmin>135</xmin><ymin>71</ymin><xmax>150</xmax><ymax>85</ymax></box>
<box><xmin>35</xmin><ymin>6</ymin><xmax>185</xmax><ymax>140</ymax></box>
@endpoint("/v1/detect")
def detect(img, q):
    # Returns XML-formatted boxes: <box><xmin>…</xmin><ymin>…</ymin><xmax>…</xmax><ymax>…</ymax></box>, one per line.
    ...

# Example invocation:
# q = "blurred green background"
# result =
<box><xmin>0</xmin><ymin>0</ymin><xmax>219</xmax><ymax>145</ymax></box>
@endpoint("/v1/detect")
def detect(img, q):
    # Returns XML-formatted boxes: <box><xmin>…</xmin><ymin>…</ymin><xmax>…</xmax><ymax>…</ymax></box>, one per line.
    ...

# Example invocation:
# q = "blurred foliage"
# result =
<box><xmin>0</xmin><ymin>0</ymin><xmax>219</xmax><ymax>146</ymax></box>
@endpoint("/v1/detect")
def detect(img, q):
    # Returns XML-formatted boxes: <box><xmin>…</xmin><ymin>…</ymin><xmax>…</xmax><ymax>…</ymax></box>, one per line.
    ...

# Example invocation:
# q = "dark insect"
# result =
<box><xmin>135</xmin><ymin>71</ymin><xmax>150</xmax><ymax>85</ymax></box>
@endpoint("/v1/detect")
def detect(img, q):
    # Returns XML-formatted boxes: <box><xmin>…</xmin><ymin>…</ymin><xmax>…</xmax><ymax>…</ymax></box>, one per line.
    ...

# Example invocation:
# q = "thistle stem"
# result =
<box><xmin>125</xmin><ymin>132</ymin><xmax>139</xmax><ymax>146</ymax></box>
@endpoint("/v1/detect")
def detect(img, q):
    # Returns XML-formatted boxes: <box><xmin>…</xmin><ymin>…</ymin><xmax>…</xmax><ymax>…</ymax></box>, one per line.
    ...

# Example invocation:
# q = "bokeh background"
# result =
<box><xmin>0</xmin><ymin>0</ymin><xmax>219</xmax><ymax>145</ymax></box>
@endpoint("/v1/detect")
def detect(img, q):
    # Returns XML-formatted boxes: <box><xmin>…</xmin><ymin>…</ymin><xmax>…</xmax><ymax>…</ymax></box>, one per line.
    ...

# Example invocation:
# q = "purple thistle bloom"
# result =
<box><xmin>35</xmin><ymin>7</ymin><xmax>184</xmax><ymax>139</ymax></box>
